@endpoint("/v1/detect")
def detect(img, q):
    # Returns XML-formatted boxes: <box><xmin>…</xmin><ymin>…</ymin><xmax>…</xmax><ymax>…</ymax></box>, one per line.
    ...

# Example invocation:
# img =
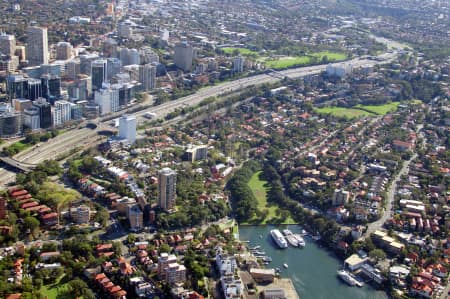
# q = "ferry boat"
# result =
<box><xmin>270</xmin><ymin>229</ymin><xmax>288</xmax><ymax>249</ymax></box>
<box><xmin>337</xmin><ymin>270</ymin><xmax>363</xmax><ymax>287</ymax></box>
<box><xmin>293</xmin><ymin>234</ymin><xmax>306</xmax><ymax>248</ymax></box>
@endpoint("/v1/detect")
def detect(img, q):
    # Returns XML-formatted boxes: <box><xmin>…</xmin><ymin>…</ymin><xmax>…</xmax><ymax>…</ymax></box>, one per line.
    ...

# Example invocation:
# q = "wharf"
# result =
<box><xmin>258</xmin><ymin>278</ymin><xmax>300</xmax><ymax>299</ymax></box>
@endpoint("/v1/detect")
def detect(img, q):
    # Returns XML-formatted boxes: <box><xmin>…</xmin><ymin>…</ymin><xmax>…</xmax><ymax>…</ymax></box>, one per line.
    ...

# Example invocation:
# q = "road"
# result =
<box><xmin>363</xmin><ymin>152</ymin><xmax>417</xmax><ymax>238</ymax></box>
<box><xmin>363</xmin><ymin>123</ymin><xmax>424</xmax><ymax>238</ymax></box>
<box><xmin>0</xmin><ymin>50</ymin><xmax>398</xmax><ymax>186</ymax></box>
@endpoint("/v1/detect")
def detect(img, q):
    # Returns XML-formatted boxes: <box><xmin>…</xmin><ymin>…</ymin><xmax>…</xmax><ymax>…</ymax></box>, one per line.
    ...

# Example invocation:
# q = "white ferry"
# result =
<box><xmin>293</xmin><ymin>234</ymin><xmax>306</xmax><ymax>248</ymax></box>
<box><xmin>270</xmin><ymin>229</ymin><xmax>288</xmax><ymax>249</ymax></box>
<box><xmin>337</xmin><ymin>270</ymin><xmax>363</xmax><ymax>287</ymax></box>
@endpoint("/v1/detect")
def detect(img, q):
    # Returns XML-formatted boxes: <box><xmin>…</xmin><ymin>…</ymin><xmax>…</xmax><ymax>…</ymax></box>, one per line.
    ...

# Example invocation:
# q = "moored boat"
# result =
<box><xmin>270</xmin><ymin>229</ymin><xmax>288</xmax><ymax>249</ymax></box>
<box><xmin>337</xmin><ymin>270</ymin><xmax>363</xmax><ymax>287</ymax></box>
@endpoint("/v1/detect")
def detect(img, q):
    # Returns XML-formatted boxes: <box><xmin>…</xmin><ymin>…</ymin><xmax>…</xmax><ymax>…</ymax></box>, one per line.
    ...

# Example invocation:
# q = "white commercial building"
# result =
<box><xmin>118</xmin><ymin>114</ymin><xmax>137</xmax><ymax>143</ymax></box>
<box><xmin>94</xmin><ymin>85</ymin><xmax>119</xmax><ymax>115</ymax></box>
<box><xmin>53</xmin><ymin>100</ymin><xmax>72</xmax><ymax>125</ymax></box>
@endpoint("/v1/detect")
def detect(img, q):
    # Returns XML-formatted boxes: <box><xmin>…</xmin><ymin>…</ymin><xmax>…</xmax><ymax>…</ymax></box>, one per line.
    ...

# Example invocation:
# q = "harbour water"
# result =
<box><xmin>239</xmin><ymin>225</ymin><xmax>388</xmax><ymax>299</ymax></box>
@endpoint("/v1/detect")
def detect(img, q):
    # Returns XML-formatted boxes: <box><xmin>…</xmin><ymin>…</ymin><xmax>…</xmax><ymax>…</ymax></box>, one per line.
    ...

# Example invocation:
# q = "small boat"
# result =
<box><xmin>249</xmin><ymin>245</ymin><xmax>260</xmax><ymax>250</ymax></box>
<box><xmin>283</xmin><ymin>263</ymin><xmax>288</xmax><ymax>269</ymax></box>
<box><xmin>275</xmin><ymin>267</ymin><xmax>281</xmax><ymax>273</ymax></box>
<box><xmin>263</xmin><ymin>256</ymin><xmax>272</xmax><ymax>262</ymax></box>
<box><xmin>337</xmin><ymin>270</ymin><xmax>363</xmax><ymax>287</ymax></box>
<box><xmin>259</xmin><ymin>234</ymin><xmax>263</xmax><ymax>239</ymax></box>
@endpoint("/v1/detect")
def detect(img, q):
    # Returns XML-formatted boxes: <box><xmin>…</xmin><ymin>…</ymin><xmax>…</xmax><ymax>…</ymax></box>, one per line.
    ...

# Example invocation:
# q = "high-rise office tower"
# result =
<box><xmin>26</xmin><ymin>26</ymin><xmax>48</xmax><ymax>66</ymax></box>
<box><xmin>41</xmin><ymin>74</ymin><xmax>61</xmax><ymax>104</ymax></box>
<box><xmin>32</xmin><ymin>98</ymin><xmax>52</xmax><ymax>129</ymax></box>
<box><xmin>158</xmin><ymin>168</ymin><xmax>177</xmax><ymax>211</ymax></box>
<box><xmin>139</xmin><ymin>64</ymin><xmax>156</xmax><ymax>91</ymax></box>
<box><xmin>118</xmin><ymin>114</ymin><xmax>137</xmax><ymax>143</ymax></box>
<box><xmin>23</xmin><ymin>106</ymin><xmax>40</xmax><ymax>130</ymax></box>
<box><xmin>27</xmin><ymin>78</ymin><xmax>42</xmax><ymax>100</ymax></box>
<box><xmin>0</xmin><ymin>33</ymin><xmax>16</xmax><ymax>56</ymax></box>
<box><xmin>174</xmin><ymin>42</ymin><xmax>194</xmax><ymax>72</ymax></box>
<box><xmin>56</xmin><ymin>42</ymin><xmax>73</xmax><ymax>60</ymax></box>
<box><xmin>91</xmin><ymin>59</ymin><xmax>107</xmax><ymax>92</ymax></box>
<box><xmin>7</xmin><ymin>74</ymin><xmax>28</xmax><ymax>99</ymax></box>
<box><xmin>107</xmin><ymin>58</ymin><xmax>121</xmax><ymax>81</ymax></box>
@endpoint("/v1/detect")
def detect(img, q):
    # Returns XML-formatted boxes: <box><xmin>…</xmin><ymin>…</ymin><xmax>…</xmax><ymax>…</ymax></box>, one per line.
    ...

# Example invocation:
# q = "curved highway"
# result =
<box><xmin>0</xmin><ymin>51</ymin><xmax>398</xmax><ymax>186</ymax></box>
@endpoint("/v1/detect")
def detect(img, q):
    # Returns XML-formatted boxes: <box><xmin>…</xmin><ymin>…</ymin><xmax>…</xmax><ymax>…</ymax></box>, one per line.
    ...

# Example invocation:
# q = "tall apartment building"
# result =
<box><xmin>0</xmin><ymin>33</ymin><xmax>16</xmax><ymax>56</ymax></box>
<box><xmin>70</xmin><ymin>205</ymin><xmax>90</xmax><ymax>224</ymax></box>
<box><xmin>185</xmin><ymin>145</ymin><xmax>208</xmax><ymax>162</ymax></box>
<box><xmin>166</xmin><ymin>263</ymin><xmax>187</xmax><ymax>285</ymax></box>
<box><xmin>158</xmin><ymin>168</ymin><xmax>177</xmax><ymax>211</ymax></box>
<box><xmin>174</xmin><ymin>42</ymin><xmax>194</xmax><ymax>72</ymax></box>
<box><xmin>56</xmin><ymin>42</ymin><xmax>73</xmax><ymax>60</ymax></box>
<box><xmin>26</xmin><ymin>26</ymin><xmax>48</xmax><ymax>66</ymax></box>
<box><xmin>157</xmin><ymin>253</ymin><xmax>177</xmax><ymax>277</ymax></box>
<box><xmin>118</xmin><ymin>114</ymin><xmax>137</xmax><ymax>143</ymax></box>
<box><xmin>127</xmin><ymin>204</ymin><xmax>143</xmax><ymax>230</ymax></box>
<box><xmin>233</xmin><ymin>55</ymin><xmax>245</xmax><ymax>73</ymax></box>
<box><xmin>332</xmin><ymin>189</ymin><xmax>350</xmax><ymax>206</ymax></box>
<box><xmin>139</xmin><ymin>64</ymin><xmax>156</xmax><ymax>91</ymax></box>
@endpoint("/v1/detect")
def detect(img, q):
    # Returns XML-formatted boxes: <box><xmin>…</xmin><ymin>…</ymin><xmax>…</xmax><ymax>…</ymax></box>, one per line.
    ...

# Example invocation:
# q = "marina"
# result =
<box><xmin>240</xmin><ymin>225</ymin><xmax>388</xmax><ymax>299</ymax></box>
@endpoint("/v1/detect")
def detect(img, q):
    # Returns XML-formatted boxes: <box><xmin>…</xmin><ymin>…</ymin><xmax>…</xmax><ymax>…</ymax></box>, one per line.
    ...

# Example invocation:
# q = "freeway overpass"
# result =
<box><xmin>0</xmin><ymin>157</ymin><xmax>36</xmax><ymax>172</ymax></box>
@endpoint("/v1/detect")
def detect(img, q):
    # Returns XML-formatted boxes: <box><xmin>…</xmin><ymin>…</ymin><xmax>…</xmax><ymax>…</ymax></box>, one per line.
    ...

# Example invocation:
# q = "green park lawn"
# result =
<box><xmin>355</xmin><ymin>102</ymin><xmax>400</xmax><ymax>115</ymax></box>
<box><xmin>265</xmin><ymin>56</ymin><xmax>311</xmax><ymax>69</ymax></box>
<box><xmin>315</xmin><ymin>102</ymin><xmax>401</xmax><ymax>119</ymax></box>
<box><xmin>246</xmin><ymin>171</ymin><xmax>296</xmax><ymax>225</ymax></box>
<box><xmin>221</xmin><ymin>47</ymin><xmax>259</xmax><ymax>56</ymax></box>
<box><xmin>264</xmin><ymin>51</ymin><xmax>347</xmax><ymax>69</ymax></box>
<box><xmin>41</xmin><ymin>276</ymin><xmax>82</xmax><ymax>299</ymax></box>
<box><xmin>314</xmin><ymin>107</ymin><xmax>374</xmax><ymax>119</ymax></box>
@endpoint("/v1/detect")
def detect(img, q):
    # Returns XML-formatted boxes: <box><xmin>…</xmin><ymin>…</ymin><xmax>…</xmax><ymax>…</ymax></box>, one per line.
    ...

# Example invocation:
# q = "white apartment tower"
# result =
<box><xmin>26</xmin><ymin>26</ymin><xmax>48</xmax><ymax>66</ymax></box>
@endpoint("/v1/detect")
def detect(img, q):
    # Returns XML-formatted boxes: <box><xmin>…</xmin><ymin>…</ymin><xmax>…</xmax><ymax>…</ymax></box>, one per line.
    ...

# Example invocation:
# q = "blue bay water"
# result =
<box><xmin>239</xmin><ymin>225</ymin><xmax>388</xmax><ymax>299</ymax></box>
